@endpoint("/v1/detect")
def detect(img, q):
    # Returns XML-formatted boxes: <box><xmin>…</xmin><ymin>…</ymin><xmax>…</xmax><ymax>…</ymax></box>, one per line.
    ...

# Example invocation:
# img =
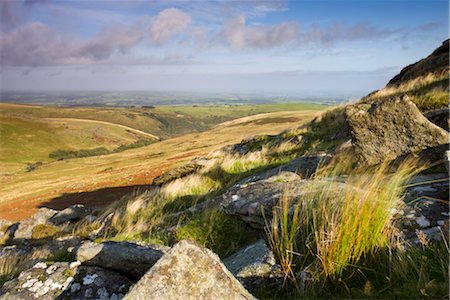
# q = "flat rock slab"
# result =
<box><xmin>345</xmin><ymin>97</ymin><xmax>449</xmax><ymax>166</ymax></box>
<box><xmin>124</xmin><ymin>239</ymin><xmax>255</xmax><ymax>300</ymax></box>
<box><xmin>75</xmin><ymin>241</ymin><xmax>169</xmax><ymax>280</ymax></box>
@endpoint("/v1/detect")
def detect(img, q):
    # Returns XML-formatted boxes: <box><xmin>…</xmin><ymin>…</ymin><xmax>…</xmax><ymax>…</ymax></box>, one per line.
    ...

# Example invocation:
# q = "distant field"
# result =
<box><xmin>0</xmin><ymin>102</ymin><xmax>326</xmax><ymax>138</ymax></box>
<box><xmin>0</xmin><ymin>115</ymin><xmax>154</xmax><ymax>173</ymax></box>
<box><xmin>0</xmin><ymin>102</ymin><xmax>326</xmax><ymax>174</ymax></box>
<box><xmin>0</xmin><ymin>108</ymin><xmax>326</xmax><ymax>221</ymax></box>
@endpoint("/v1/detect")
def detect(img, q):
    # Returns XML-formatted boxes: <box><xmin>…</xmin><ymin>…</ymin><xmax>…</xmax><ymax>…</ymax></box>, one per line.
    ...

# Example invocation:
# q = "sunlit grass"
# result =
<box><xmin>266</xmin><ymin>159</ymin><xmax>421</xmax><ymax>285</ymax></box>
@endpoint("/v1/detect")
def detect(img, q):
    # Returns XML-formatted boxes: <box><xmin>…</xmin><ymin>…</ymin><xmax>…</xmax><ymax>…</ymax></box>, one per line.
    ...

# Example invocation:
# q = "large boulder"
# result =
<box><xmin>75</xmin><ymin>241</ymin><xmax>169</xmax><ymax>280</ymax></box>
<box><xmin>13</xmin><ymin>208</ymin><xmax>57</xmax><ymax>240</ymax></box>
<box><xmin>50</xmin><ymin>205</ymin><xmax>91</xmax><ymax>225</ymax></box>
<box><xmin>124</xmin><ymin>239</ymin><xmax>255</xmax><ymax>300</ymax></box>
<box><xmin>345</xmin><ymin>97</ymin><xmax>449</xmax><ymax>166</ymax></box>
<box><xmin>223</xmin><ymin>240</ymin><xmax>282</xmax><ymax>292</ymax></box>
<box><xmin>0</xmin><ymin>261</ymin><xmax>132</xmax><ymax>300</ymax></box>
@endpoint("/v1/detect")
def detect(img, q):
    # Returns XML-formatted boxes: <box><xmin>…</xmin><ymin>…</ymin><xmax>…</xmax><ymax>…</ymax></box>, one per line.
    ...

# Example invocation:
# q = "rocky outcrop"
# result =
<box><xmin>13</xmin><ymin>208</ymin><xmax>57</xmax><ymax>240</ymax></box>
<box><xmin>345</xmin><ymin>97</ymin><xmax>449</xmax><ymax>166</ymax></box>
<box><xmin>387</xmin><ymin>39</ymin><xmax>449</xmax><ymax>87</ymax></box>
<box><xmin>50</xmin><ymin>205</ymin><xmax>91</xmax><ymax>225</ymax></box>
<box><xmin>224</xmin><ymin>240</ymin><xmax>282</xmax><ymax>292</ymax></box>
<box><xmin>0</xmin><ymin>261</ymin><xmax>132</xmax><ymax>300</ymax></box>
<box><xmin>75</xmin><ymin>241</ymin><xmax>169</xmax><ymax>280</ymax></box>
<box><xmin>124</xmin><ymin>239</ymin><xmax>255</xmax><ymax>300</ymax></box>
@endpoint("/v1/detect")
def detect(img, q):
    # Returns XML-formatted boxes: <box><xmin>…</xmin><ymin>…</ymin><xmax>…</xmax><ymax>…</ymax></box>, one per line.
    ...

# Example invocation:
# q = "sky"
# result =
<box><xmin>0</xmin><ymin>0</ymin><xmax>448</xmax><ymax>98</ymax></box>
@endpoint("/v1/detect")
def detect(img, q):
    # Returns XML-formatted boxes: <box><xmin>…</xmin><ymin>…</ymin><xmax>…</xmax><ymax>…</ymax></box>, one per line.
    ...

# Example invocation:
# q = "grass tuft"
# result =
<box><xmin>266</xmin><ymin>159</ymin><xmax>420</xmax><ymax>284</ymax></box>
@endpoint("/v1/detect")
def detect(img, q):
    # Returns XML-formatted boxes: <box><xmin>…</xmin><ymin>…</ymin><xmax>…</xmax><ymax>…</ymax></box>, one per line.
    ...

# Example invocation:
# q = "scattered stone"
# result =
<box><xmin>13</xmin><ymin>208</ymin><xmax>57</xmax><ymax>240</ymax></box>
<box><xmin>224</xmin><ymin>240</ymin><xmax>282</xmax><ymax>292</ymax></box>
<box><xmin>345</xmin><ymin>96</ymin><xmax>449</xmax><ymax>166</ymax></box>
<box><xmin>75</xmin><ymin>241</ymin><xmax>169</xmax><ymax>280</ymax></box>
<box><xmin>124</xmin><ymin>239</ymin><xmax>255</xmax><ymax>300</ymax></box>
<box><xmin>50</xmin><ymin>205</ymin><xmax>91</xmax><ymax>225</ymax></box>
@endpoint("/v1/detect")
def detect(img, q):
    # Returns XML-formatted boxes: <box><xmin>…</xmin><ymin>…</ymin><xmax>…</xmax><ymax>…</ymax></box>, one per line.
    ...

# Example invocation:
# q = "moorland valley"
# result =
<box><xmin>0</xmin><ymin>38</ymin><xmax>448</xmax><ymax>299</ymax></box>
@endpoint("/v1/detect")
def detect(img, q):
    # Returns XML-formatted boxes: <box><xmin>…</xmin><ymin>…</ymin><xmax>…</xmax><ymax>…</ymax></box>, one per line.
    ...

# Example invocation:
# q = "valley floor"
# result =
<box><xmin>0</xmin><ymin>110</ymin><xmax>323</xmax><ymax>220</ymax></box>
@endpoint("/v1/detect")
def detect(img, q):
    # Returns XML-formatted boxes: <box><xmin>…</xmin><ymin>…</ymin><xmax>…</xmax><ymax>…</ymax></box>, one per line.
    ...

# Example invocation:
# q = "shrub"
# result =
<box><xmin>31</xmin><ymin>224</ymin><xmax>60</xmax><ymax>239</ymax></box>
<box><xmin>49</xmin><ymin>147</ymin><xmax>109</xmax><ymax>160</ymax></box>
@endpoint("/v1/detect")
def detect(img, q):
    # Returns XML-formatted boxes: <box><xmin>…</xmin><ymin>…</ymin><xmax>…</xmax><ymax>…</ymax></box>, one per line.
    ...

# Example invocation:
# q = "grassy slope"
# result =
<box><xmin>0</xmin><ymin>102</ymin><xmax>325</xmax><ymax>174</ymax></box>
<box><xmin>0</xmin><ymin>102</ymin><xmax>326</xmax><ymax>138</ymax></box>
<box><xmin>0</xmin><ymin>116</ymin><xmax>152</xmax><ymax>174</ymax></box>
<box><xmin>0</xmin><ymin>109</ymin><xmax>324</xmax><ymax>221</ymax></box>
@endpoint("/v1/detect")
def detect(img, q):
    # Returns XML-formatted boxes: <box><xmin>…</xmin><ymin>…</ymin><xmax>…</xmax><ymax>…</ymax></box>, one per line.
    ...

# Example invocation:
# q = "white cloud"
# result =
<box><xmin>149</xmin><ymin>8</ymin><xmax>191</xmax><ymax>44</ymax></box>
<box><xmin>220</xmin><ymin>15</ymin><xmax>298</xmax><ymax>49</ymax></box>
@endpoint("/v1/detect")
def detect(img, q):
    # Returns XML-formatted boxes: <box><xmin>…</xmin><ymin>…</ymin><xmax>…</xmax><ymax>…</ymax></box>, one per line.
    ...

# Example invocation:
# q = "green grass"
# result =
<box><xmin>266</xmin><ymin>159</ymin><xmax>421</xmax><ymax>288</ymax></box>
<box><xmin>412</xmin><ymin>90</ymin><xmax>449</xmax><ymax>112</ymax></box>
<box><xmin>175</xmin><ymin>208</ymin><xmax>260</xmax><ymax>258</ymax></box>
<box><xmin>31</xmin><ymin>224</ymin><xmax>61</xmax><ymax>239</ymax></box>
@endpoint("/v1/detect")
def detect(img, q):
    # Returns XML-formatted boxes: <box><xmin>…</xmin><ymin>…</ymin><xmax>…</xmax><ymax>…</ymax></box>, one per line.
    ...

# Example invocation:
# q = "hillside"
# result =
<box><xmin>0</xmin><ymin>102</ymin><xmax>325</xmax><ymax>175</ymax></box>
<box><xmin>0</xmin><ymin>109</ymin><xmax>323</xmax><ymax>221</ymax></box>
<box><xmin>362</xmin><ymin>39</ymin><xmax>449</xmax><ymax>112</ymax></box>
<box><xmin>0</xmin><ymin>41</ymin><xmax>448</xmax><ymax>299</ymax></box>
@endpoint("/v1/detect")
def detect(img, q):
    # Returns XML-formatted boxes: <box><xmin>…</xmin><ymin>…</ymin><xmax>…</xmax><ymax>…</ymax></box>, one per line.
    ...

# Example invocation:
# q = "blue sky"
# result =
<box><xmin>0</xmin><ymin>0</ymin><xmax>448</xmax><ymax>98</ymax></box>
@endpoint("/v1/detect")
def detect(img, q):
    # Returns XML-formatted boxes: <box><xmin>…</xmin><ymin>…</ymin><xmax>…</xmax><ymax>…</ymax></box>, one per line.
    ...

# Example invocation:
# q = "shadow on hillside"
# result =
<box><xmin>39</xmin><ymin>184</ymin><xmax>157</xmax><ymax>211</ymax></box>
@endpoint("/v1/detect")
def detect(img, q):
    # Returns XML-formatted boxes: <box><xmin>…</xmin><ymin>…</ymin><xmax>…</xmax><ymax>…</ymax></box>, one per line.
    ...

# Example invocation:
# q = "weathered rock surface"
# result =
<box><xmin>13</xmin><ymin>208</ymin><xmax>57</xmax><ymax>240</ymax></box>
<box><xmin>75</xmin><ymin>241</ymin><xmax>169</xmax><ymax>280</ymax></box>
<box><xmin>224</xmin><ymin>240</ymin><xmax>282</xmax><ymax>292</ymax></box>
<box><xmin>50</xmin><ymin>205</ymin><xmax>91</xmax><ymax>225</ymax></box>
<box><xmin>124</xmin><ymin>239</ymin><xmax>255</xmax><ymax>300</ymax></box>
<box><xmin>345</xmin><ymin>97</ymin><xmax>449</xmax><ymax>166</ymax></box>
<box><xmin>0</xmin><ymin>261</ymin><xmax>132</xmax><ymax>300</ymax></box>
<box><xmin>220</xmin><ymin>172</ymin><xmax>303</xmax><ymax>227</ymax></box>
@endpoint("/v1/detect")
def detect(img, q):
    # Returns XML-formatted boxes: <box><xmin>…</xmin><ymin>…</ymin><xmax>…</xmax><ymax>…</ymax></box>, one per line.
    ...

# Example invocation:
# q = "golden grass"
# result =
<box><xmin>0</xmin><ymin>110</ymin><xmax>323</xmax><ymax>221</ymax></box>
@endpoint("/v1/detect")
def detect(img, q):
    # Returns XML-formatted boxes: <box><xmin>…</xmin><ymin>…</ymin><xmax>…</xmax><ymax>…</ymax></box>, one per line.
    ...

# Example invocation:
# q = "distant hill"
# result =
<box><xmin>388</xmin><ymin>39</ymin><xmax>449</xmax><ymax>86</ymax></box>
<box><xmin>362</xmin><ymin>39</ymin><xmax>449</xmax><ymax>112</ymax></box>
